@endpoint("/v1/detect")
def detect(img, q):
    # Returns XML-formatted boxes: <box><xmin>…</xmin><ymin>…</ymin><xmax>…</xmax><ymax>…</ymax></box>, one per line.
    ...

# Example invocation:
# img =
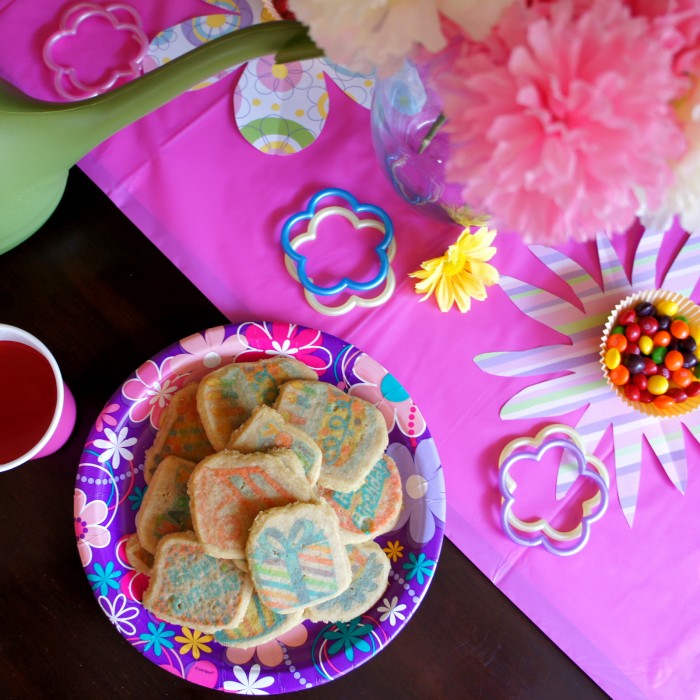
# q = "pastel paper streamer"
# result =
<box><xmin>475</xmin><ymin>231</ymin><xmax>700</xmax><ymax>526</ymax></box>
<box><xmin>663</xmin><ymin>229</ymin><xmax>700</xmax><ymax>296</ymax></box>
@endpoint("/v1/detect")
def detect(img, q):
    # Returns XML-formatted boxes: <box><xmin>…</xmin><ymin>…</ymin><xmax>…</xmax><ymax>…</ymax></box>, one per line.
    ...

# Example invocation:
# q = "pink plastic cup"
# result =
<box><xmin>0</xmin><ymin>324</ymin><xmax>76</xmax><ymax>472</ymax></box>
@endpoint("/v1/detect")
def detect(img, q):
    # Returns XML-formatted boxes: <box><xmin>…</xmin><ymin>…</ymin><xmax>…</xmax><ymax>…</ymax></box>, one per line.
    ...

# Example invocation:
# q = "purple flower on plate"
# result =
<box><xmin>387</xmin><ymin>439</ymin><xmax>446</xmax><ymax>546</ymax></box>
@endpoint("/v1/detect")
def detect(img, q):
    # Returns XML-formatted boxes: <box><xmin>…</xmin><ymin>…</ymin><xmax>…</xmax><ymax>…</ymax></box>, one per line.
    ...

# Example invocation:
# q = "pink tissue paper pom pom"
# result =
<box><xmin>625</xmin><ymin>0</ymin><xmax>700</xmax><ymax>76</ymax></box>
<box><xmin>424</xmin><ymin>0</ymin><xmax>690</xmax><ymax>244</ymax></box>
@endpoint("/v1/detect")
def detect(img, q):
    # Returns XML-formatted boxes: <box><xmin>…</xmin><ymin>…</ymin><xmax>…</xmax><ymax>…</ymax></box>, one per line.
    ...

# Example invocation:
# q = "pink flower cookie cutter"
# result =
<box><xmin>497</xmin><ymin>424</ymin><xmax>610</xmax><ymax>556</ymax></box>
<box><xmin>281</xmin><ymin>188</ymin><xmax>397</xmax><ymax>316</ymax></box>
<box><xmin>43</xmin><ymin>1</ymin><xmax>148</xmax><ymax>101</ymax></box>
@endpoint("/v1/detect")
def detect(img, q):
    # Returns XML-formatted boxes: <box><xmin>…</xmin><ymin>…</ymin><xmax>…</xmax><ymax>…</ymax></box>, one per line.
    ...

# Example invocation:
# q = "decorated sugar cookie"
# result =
<box><xmin>274</xmin><ymin>380</ymin><xmax>388</xmax><ymax>491</ymax></box>
<box><xmin>143</xmin><ymin>531</ymin><xmax>253</xmax><ymax>634</ymax></box>
<box><xmin>143</xmin><ymin>382</ymin><xmax>213</xmax><ymax>483</ymax></box>
<box><xmin>214</xmin><ymin>593</ymin><xmax>305</xmax><ymax>649</ymax></box>
<box><xmin>189</xmin><ymin>451</ymin><xmax>313</xmax><ymax>559</ymax></box>
<box><xmin>246</xmin><ymin>501</ymin><xmax>351</xmax><ymax>614</ymax></box>
<box><xmin>227</xmin><ymin>405</ymin><xmax>322</xmax><ymax>486</ymax></box>
<box><xmin>317</xmin><ymin>454</ymin><xmax>403</xmax><ymax>543</ymax></box>
<box><xmin>306</xmin><ymin>541</ymin><xmax>391</xmax><ymax>623</ymax></box>
<box><xmin>136</xmin><ymin>455</ymin><xmax>196</xmax><ymax>554</ymax></box>
<box><xmin>197</xmin><ymin>357</ymin><xmax>318</xmax><ymax>450</ymax></box>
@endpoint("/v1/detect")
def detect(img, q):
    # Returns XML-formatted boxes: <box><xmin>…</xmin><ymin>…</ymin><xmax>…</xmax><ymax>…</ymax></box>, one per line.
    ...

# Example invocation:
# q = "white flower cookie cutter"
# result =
<box><xmin>497</xmin><ymin>424</ymin><xmax>610</xmax><ymax>556</ymax></box>
<box><xmin>281</xmin><ymin>188</ymin><xmax>396</xmax><ymax>316</ymax></box>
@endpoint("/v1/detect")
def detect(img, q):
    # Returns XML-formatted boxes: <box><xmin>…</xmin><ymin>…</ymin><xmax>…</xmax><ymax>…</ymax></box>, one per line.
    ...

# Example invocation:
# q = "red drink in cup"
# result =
<box><xmin>0</xmin><ymin>325</ymin><xmax>75</xmax><ymax>471</ymax></box>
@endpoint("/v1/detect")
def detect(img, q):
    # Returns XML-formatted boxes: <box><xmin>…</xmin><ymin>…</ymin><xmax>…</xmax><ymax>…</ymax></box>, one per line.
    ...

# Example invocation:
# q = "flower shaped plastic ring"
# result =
<box><xmin>43</xmin><ymin>2</ymin><xmax>148</xmax><ymax>100</ymax></box>
<box><xmin>282</xmin><ymin>188</ymin><xmax>396</xmax><ymax>315</ymax></box>
<box><xmin>498</xmin><ymin>424</ymin><xmax>610</xmax><ymax>556</ymax></box>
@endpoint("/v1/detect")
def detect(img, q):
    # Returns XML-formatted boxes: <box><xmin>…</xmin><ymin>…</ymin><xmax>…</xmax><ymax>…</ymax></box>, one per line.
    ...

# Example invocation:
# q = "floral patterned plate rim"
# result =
<box><xmin>75</xmin><ymin>321</ymin><xmax>446</xmax><ymax>693</ymax></box>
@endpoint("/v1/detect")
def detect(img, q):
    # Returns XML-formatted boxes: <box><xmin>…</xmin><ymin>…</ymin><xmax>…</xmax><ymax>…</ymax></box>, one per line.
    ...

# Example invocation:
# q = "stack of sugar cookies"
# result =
<box><xmin>127</xmin><ymin>357</ymin><xmax>403</xmax><ymax>647</ymax></box>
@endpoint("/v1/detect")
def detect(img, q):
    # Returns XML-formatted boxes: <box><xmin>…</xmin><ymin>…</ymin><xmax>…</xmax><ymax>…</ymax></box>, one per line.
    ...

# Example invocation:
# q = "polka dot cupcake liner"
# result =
<box><xmin>600</xmin><ymin>290</ymin><xmax>700</xmax><ymax>419</ymax></box>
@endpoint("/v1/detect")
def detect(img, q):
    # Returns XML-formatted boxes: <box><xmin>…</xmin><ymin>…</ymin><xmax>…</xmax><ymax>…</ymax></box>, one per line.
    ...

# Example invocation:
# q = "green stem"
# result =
<box><xmin>418</xmin><ymin>113</ymin><xmax>446</xmax><ymax>154</ymax></box>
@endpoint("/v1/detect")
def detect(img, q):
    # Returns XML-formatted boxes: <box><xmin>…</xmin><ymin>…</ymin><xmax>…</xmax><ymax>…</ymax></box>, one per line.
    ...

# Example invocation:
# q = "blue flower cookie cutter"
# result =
<box><xmin>281</xmin><ymin>188</ymin><xmax>396</xmax><ymax>315</ymax></box>
<box><xmin>497</xmin><ymin>424</ymin><xmax>610</xmax><ymax>557</ymax></box>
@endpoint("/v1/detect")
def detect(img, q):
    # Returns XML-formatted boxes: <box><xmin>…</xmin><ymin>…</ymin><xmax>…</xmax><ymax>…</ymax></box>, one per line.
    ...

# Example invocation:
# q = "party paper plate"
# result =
<box><xmin>75</xmin><ymin>321</ymin><xmax>445</xmax><ymax>693</ymax></box>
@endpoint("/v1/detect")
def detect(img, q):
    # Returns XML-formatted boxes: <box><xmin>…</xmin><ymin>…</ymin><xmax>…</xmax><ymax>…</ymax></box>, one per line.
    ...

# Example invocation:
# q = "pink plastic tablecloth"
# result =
<box><xmin>3</xmin><ymin>1</ymin><xmax>700</xmax><ymax>698</ymax></box>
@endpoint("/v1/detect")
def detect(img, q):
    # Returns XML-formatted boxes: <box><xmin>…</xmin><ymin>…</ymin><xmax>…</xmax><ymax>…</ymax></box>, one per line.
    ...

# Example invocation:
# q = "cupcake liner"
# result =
<box><xmin>600</xmin><ymin>290</ymin><xmax>700</xmax><ymax>419</ymax></box>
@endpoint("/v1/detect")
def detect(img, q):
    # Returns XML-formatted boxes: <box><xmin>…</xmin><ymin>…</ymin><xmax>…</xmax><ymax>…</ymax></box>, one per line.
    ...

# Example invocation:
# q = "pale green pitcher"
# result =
<box><xmin>0</xmin><ymin>21</ymin><xmax>321</xmax><ymax>255</ymax></box>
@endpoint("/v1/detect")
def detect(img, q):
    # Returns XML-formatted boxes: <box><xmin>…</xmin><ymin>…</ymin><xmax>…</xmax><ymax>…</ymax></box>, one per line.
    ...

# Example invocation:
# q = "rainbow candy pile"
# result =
<box><xmin>603</xmin><ymin>298</ymin><xmax>700</xmax><ymax>410</ymax></box>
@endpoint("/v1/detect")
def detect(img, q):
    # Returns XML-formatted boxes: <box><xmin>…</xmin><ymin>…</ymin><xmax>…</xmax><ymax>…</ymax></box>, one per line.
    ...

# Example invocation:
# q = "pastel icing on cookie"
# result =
<box><xmin>125</xmin><ymin>532</ymin><xmax>154</xmax><ymax>575</ymax></box>
<box><xmin>305</xmin><ymin>541</ymin><xmax>391</xmax><ymax>623</ymax></box>
<box><xmin>246</xmin><ymin>501</ymin><xmax>351</xmax><ymax>614</ymax></box>
<box><xmin>266</xmin><ymin>447</ymin><xmax>307</xmax><ymax>484</ymax></box>
<box><xmin>213</xmin><ymin>593</ymin><xmax>305</xmax><ymax>649</ymax></box>
<box><xmin>227</xmin><ymin>405</ymin><xmax>322</xmax><ymax>486</ymax></box>
<box><xmin>274</xmin><ymin>380</ymin><xmax>388</xmax><ymax>492</ymax></box>
<box><xmin>136</xmin><ymin>455</ymin><xmax>196</xmax><ymax>554</ymax></box>
<box><xmin>189</xmin><ymin>451</ymin><xmax>313</xmax><ymax>559</ymax></box>
<box><xmin>143</xmin><ymin>382</ymin><xmax>214</xmax><ymax>483</ymax></box>
<box><xmin>197</xmin><ymin>357</ymin><xmax>318</xmax><ymax>451</ymax></box>
<box><xmin>143</xmin><ymin>531</ymin><xmax>253</xmax><ymax>634</ymax></box>
<box><xmin>317</xmin><ymin>454</ymin><xmax>403</xmax><ymax>543</ymax></box>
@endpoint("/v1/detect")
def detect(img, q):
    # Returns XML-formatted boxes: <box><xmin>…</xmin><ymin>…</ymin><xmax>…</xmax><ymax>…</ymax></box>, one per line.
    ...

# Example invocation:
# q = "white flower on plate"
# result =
<box><xmin>93</xmin><ymin>426</ymin><xmax>137</xmax><ymax>469</ymax></box>
<box><xmin>223</xmin><ymin>664</ymin><xmax>275</xmax><ymax>695</ymax></box>
<box><xmin>99</xmin><ymin>593</ymin><xmax>139</xmax><ymax>636</ymax></box>
<box><xmin>377</xmin><ymin>596</ymin><xmax>407</xmax><ymax>627</ymax></box>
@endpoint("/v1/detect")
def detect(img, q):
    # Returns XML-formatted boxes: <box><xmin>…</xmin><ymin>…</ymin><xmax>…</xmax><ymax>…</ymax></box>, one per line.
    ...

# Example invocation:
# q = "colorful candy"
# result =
<box><xmin>647</xmin><ymin>375</ymin><xmax>669</xmax><ymax>395</ymax></box>
<box><xmin>687</xmin><ymin>381</ymin><xmax>700</xmax><ymax>397</ymax></box>
<box><xmin>609</xmin><ymin>365</ymin><xmax>630</xmax><ymax>386</ymax></box>
<box><xmin>618</xmin><ymin>309</ymin><xmax>636</xmax><ymax>325</ymax></box>
<box><xmin>607</xmin><ymin>334</ymin><xmax>627</xmax><ymax>352</ymax></box>
<box><xmin>652</xmin><ymin>330</ymin><xmax>671</xmax><ymax>347</ymax></box>
<box><xmin>664</xmin><ymin>350</ymin><xmax>684</xmax><ymax>372</ymax></box>
<box><xmin>624</xmin><ymin>354</ymin><xmax>646</xmax><ymax>375</ymax></box>
<box><xmin>672</xmin><ymin>368</ymin><xmax>693</xmax><ymax>388</ymax></box>
<box><xmin>638</xmin><ymin>335</ymin><xmax>653</xmax><ymax>355</ymax></box>
<box><xmin>604</xmin><ymin>298</ymin><xmax>700</xmax><ymax>411</ymax></box>
<box><xmin>632</xmin><ymin>373</ymin><xmax>647</xmax><ymax>390</ymax></box>
<box><xmin>657</xmin><ymin>300</ymin><xmax>678</xmax><ymax>317</ymax></box>
<box><xmin>625</xmin><ymin>323</ymin><xmax>641</xmax><ymax>342</ymax></box>
<box><xmin>639</xmin><ymin>317</ymin><xmax>658</xmax><ymax>335</ymax></box>
<box><xmin>604</xmin><ymin>348</ymin><xmax>621</xmax><ymax>369</ymax></box>
<box><xmin>653</xmin><ymin>395</ymin><xmax>675</xmax><ymax>410</ymax></box>
<box><xmin>670</xmin><ymin>319</ymin><xmax>689</xmax><ymax>339</ymax></box>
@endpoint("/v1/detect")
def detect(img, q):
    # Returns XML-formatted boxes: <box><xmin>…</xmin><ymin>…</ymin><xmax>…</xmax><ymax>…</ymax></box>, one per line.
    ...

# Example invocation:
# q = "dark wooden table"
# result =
<box><xmin>0</xmin><ymin>168</ymin><xmax>610</xmax><ymax>699</ymax></box>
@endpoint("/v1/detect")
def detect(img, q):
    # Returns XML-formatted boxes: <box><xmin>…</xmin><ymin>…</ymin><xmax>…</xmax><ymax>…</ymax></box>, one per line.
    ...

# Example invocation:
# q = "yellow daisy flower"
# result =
<box><xmin>174</xmin><ymin>627</ymin><xmax>213</xmax><ymax>659</ymax></box>
<box><xmin>383</xmin><ymin>540</ymin><xmax>405</xmax><ymax>563</ymax></box>
<box><xmin>409</xmin><ymin>226</ymin><xmax>499</xmax><ymax>313</ymax></box>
